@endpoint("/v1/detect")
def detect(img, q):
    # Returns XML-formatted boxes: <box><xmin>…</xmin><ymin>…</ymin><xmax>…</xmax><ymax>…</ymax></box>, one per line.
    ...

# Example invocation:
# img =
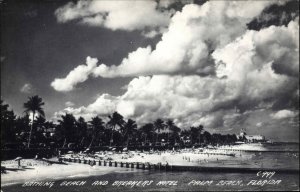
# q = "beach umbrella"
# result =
<box><xmin>67</xmin><ymin>151</ymin><xmax>74</xmax><ymax>154</ymax></box>
<box><xmin>123</xmin><ymin>147</ymin><xmax>128</xmax><ymax>151</ymax></box>
<box><xmin>14</xmin><ymin>157</ymin><xmax>22</xmax><ymax>161</ymax></box>
<box><xmin>14</xmin><ymin>157</ymin><xmax>22</xmax><ymax>167</ymax></box>
<box><xmin>112</xmin><ymin>148</ymin><xmax>116</xmax><ymax>151</ymax></box>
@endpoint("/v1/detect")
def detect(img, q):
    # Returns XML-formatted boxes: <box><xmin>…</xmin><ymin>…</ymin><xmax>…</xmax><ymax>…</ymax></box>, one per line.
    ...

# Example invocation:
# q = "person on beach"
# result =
<box><xmin>1</xmin><ymin>166</ymin><xmax>6</xmax><ymax>173</ymax></box>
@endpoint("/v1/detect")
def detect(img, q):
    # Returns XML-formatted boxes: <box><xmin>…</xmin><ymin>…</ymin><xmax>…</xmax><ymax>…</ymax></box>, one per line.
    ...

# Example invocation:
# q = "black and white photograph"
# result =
<box><xmin>1</xmin><ymin>0</ymin><xmax>299</xmax><ymax>191</ymax></box>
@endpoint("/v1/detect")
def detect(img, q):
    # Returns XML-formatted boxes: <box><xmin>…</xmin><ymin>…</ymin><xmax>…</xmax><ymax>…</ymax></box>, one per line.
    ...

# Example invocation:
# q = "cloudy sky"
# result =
<box><xmin>1</xmin><ymin>0</ymin><xmax>299</xmax><ymax>142</ymax></box>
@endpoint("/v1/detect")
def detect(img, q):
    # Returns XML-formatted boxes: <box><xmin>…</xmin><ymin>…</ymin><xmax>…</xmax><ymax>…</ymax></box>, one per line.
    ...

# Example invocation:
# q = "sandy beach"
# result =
<box><xmin>1</xmin><ymin>158</ymin><xmax>136</xmax><ymax>187</ymax></box>
<box><xmin>60</xmin><ymin>147</ymin><xmax>299</xmax><ymax>169</ymax></box>
<box><xmin>103</xmin><ymin>150</ymin><xmax>245</xmax><ymax>166</ymax></box>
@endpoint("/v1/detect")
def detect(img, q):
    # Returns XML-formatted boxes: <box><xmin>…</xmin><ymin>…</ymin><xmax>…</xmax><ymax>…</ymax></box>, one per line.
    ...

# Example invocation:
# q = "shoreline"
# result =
<box><xmin>59</xmin><ymin>156</ymin><xmax>300</xmax><ymax>173</ymax></box>
<box><xmin>1</xmin><ymin>159</ymin><xmax>138</xmax><ymax>187</ymax></box>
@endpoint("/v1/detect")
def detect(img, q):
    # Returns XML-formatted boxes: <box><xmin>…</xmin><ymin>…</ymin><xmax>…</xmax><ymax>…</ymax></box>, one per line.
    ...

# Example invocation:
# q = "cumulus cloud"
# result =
<box><xmin>54</xmin><ymin>64</ymin><xmax>297</xmax><ymax>129</ymax></box>
<box><xmin>52</xmin><ymin>1</ymin><xmax>299</xmax><ymax>138</ymax></box>
<box><xmin>91</xmin><ymin>1</ymin><xmax>276</xmax><ymax>78</ymax></box>
<box><xmin>270</xmin><ymin>109</ymin><xmax>298</xmax><ymax>119</ymax></box>
<box><xmin>54</xmin><ymin>0</ymin><xmax>182</xmax><ymax>37</ymax></box>
<box><xmin>20</xmin><ymin>83</ymin><xmax>33</xmax><ymax>93</ymax></box>
<box><xmin>212</xmin><ymin>19</ymin><xmax>299</xmax><ymax>102</ymax></box>
<box><xmin>54</xmin><ymin>94</ymin><xmax>117</xmax><ymax>120</ymax></box>
<box><xmin>52</xmin><ymin>1</ymin><xmax>281</xmax><ymax>92</ymax></box>
<box><xmin>254</xmin><ymin>19</ymin><xmax>299</xmax><ymax>77</ymax></box>
<box><xmin>214</xmin><ymin>19</ymin><xmax>299</xmax><ymax>77</ymax></box>
<box><xmin>51</xmin><ymin>57</ymin><xmax>98</xmax><ymax>92</ymax></box>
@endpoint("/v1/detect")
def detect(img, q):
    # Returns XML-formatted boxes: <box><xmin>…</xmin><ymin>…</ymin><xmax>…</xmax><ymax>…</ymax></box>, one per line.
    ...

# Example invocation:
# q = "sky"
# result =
<box><xmin>1</xmin><ymin>0</ymin><xmax>299</xmax><ymax>142</ymax></box>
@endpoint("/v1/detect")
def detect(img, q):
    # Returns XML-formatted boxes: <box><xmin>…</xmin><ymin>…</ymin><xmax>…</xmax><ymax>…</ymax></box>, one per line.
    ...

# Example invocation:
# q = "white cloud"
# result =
<box><xmin>54</xmin><ymin>64</ymin><xmax>297</xmax><ymax>128</ymax></box>
<box><xmin>52</xmin><ymin>1</ymin><xmax>299</xmax><ymax>133</ymax></box>
<box><xmin>91</xmin><ymin>1</ymin><xmax>275</xmax><ymax>78</ymax></box>
<box><xmin>256</xmin><ymin>122</ymin><xmax>263</xmax><ymax>127</ymax></box>
<box><xmin>270</xmin><ymin>109</ymin><xmax>297</xmax><ymax>119</ymax></box>
<box><xmin>212</xmin><ymin>19</ymin><xmax>299</xmax><ymax>104</ymax></box>
<box><xmin>52</xmin><ymin>1</ymin><xmax>280</xmax><ymax>92</ymax></box>
<box><xmin>51</xmin><ymin>57</ymin><xmax>98</xmax><ymax>92</ymax></box>
<box><xmin>20</xmin><ymin>83</ymin><xmax>33</xmax><ymax>93</ymax></box>
<box><xmin>54</xmin><ymin>94</ymin><xmax>117</xmax><ymax>120</ymax></box>
<box><xmin>65</xmin><ymin>101</ymin><xmax>75</xmax><ymax>107</ymax></box>
<box><xmin>55</xmin><ymin>0</ymin><xmax>179</xmax><ymax>37</ymax></box>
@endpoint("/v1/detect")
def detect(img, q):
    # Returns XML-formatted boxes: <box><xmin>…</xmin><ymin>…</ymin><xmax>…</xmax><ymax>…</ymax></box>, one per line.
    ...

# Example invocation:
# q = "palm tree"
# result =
<box><xmin>34</xmin><ymin>115</ymin><xmax>46</xmax><ymax>132</ymax></box>
<box><xmin>190</xmin><ymin>126</ymin><xmax>199</xmax><ymax>145</ymax></box>
<box><xmin>169</xmin><ymin>125</ymin><xmax>181</xmax><ymax>145</ymax></box>
<box><xmin>166</xmin><ymin>119</ymin><xmax>175</xmax><ymax>145</ymax></box>
<box><xmin>89</xmin><ymin>116</ymin><xmax>105</xmax><ymax>148</ymax></box>
<box><xmin>33</xmin><ymin>115</ymin><xmax>47</xmax><ymax>144</ymax></box>
<box><xmin>107</xmin><ymin>112</ymin><xmax>125</xmax><ymax>147</ymax></box>
<box><xmin>76</xmin><ymin>117</ymin><xmax>87</xmax><ymax>147</ymax></box>
<box><xmin>1</xmin><ymin>100</ymin><xmax>17</xmax><ymax>146</ymax></box>
<box><xmin>58</xmin><ymin>113</ymin><xmax>76</xmax><ymax>148</ymax></box>
<box><xmin>15</xmin><ymin>114</ymin><xmax>30</xmax><ymax>142</ymax></box>
<box><xmin>197</xmin><ymin>125</ymin><xmax>204</xmax><ymax>145</ymax></box>
<box><xmin>43</xmin><ymin>120</ymin><xmax>55</xmax><ymax>145</ymax></box>
<box><xmin>154</xmin><ymin>119</ymin><xmax>165</xmax><ymax>145</ymax></box>
<box><xmin>23</xmin><ymin>95</ymin><xmax>45</xmax><ymax>148</ymax></box>
<box><xmin>141</xmin><ymin>123</ymin><xmax>154</xmax><ymax>145</ymax></box>
<box><xmin>123</xmin><ymin>119</ymin><xmax>137</xmax><ymax>147</ymax></box>
<box><xmin>202</xmin><ymin>131</ymin><xmax>211</xmax><ymax>144</ymax></box>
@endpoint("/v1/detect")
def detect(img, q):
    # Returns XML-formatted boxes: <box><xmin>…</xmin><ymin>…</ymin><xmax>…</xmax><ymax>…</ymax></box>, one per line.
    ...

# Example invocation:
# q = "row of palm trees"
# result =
<box><xmin>1</xmin><ymin>95</ymin><xmax>238</xmax><ymax>149</ymax></box>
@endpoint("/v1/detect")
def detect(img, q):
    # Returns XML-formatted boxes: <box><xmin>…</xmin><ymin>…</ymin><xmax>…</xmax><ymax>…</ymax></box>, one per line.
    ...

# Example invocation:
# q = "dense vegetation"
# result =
<box><xmin>1</xmin><ymin>96</ymin><xmax>237</xmax><ymax>150</ymax></box>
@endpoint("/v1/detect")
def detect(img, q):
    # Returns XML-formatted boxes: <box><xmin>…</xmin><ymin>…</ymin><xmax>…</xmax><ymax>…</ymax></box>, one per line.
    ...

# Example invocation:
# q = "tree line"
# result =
<box><xmin>1</xmin><ymin>96</ymin><xmax>237</xmax><ymax>150</ymax></box>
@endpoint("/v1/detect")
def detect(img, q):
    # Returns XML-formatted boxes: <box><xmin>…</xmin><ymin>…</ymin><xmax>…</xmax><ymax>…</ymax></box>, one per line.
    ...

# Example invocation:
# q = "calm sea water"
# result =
<box><xmin>2</xmin><ymin>170</ymin><xmax>299</xmax><ymax>191</ymax></box>
<box><xmin>2</xmin><ymin>143</ymin><xmax>299</xmax><ymax>192</ymax></box>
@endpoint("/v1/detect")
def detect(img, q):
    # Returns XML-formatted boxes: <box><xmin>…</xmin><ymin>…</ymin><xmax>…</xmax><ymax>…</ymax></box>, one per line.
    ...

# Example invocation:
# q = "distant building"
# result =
<box><xmin>245</xmin><ymin>135</ymin><xmax>265</xmax><ymax>142</ymax></box>
<box><xmin>238</xmin><ymin>129</ymin><xmax>247</xmax><ymax>138</ymax></box>
<box><xmin>236</xmin><ymin>129</ymin><xmax>266</xmax><ymax>143</ymax></box>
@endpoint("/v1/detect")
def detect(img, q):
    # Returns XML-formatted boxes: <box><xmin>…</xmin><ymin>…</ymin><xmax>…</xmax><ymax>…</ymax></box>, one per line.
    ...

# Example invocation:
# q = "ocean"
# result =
<box><xmin>2</xmin><ymin>170</ymin><xmax>299</xmax><ymax>191</ymax></box>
